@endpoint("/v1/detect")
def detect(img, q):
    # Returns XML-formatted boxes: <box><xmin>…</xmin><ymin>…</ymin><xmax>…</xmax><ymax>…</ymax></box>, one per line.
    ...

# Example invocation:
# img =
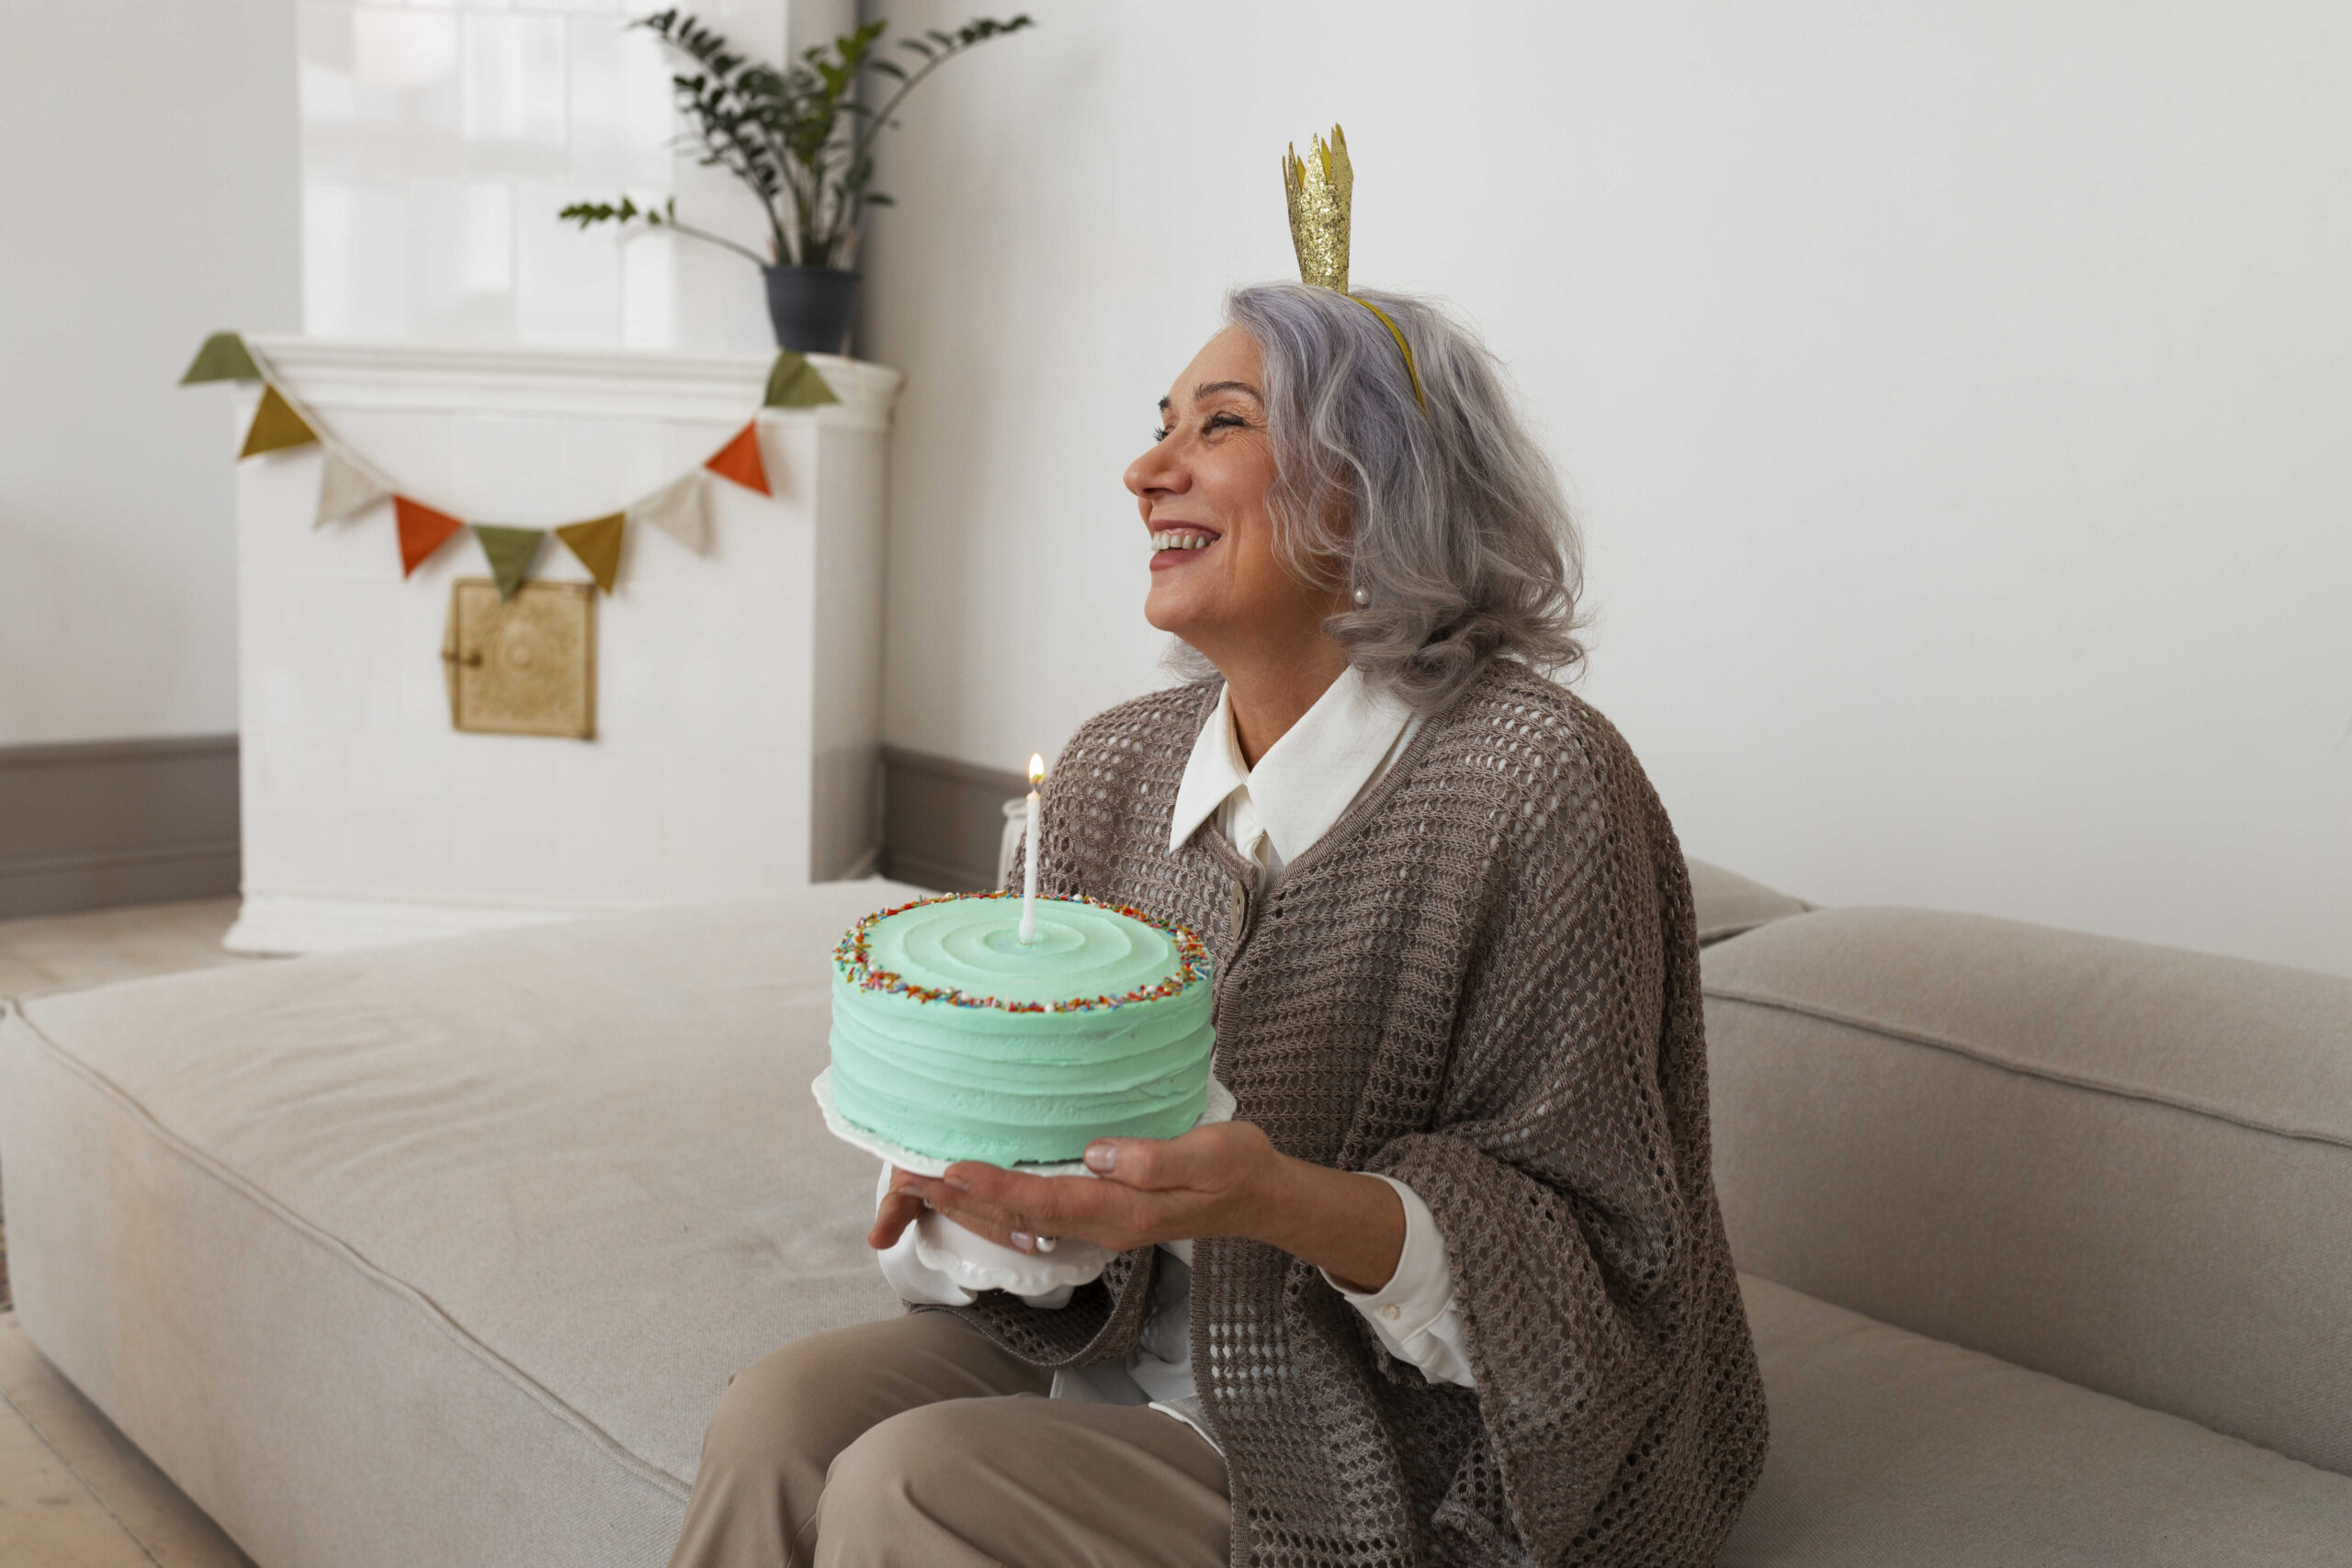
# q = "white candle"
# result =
<box><xmin>1018</xmin><ymin>752</ymin><xmax>1044</xmax><ymax>944</ymax></box>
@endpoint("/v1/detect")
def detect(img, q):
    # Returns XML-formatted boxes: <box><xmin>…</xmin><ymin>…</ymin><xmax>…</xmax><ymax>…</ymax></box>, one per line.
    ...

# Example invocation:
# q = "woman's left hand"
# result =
<box><xmin>885</xmin><ymin>1118</ymin><xmax>1408</xmax><ymax>1293</ymax></box>
<box><xmin>891</xmin><ymin>1120</ymin><xmax>1283</xmax><ymax>1256</ymax></box>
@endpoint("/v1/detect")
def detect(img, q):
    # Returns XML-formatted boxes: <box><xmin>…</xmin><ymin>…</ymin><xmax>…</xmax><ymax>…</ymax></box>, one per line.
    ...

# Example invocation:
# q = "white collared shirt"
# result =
<box><xmin>1167</xmin><ymin>664</ymin><xmax>1422</xmax><ymax>889</ymax></box>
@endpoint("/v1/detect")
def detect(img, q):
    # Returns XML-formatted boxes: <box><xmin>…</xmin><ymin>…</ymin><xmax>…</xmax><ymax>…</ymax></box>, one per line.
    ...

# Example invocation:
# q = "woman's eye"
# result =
<box><xmin>1205</xmin><ymin>412</ymin><xmax>1246</xmax><ymax>432</ymax></box>
<box><xmin>1150</xmin><ymin>425</ymin><xmax>1171</xmax><ymax>443</ymax></box>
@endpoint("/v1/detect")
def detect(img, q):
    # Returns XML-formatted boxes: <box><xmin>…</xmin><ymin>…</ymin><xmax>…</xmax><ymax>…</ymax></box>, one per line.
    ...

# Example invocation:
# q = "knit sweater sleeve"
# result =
<box><xmin>1361</xmin><ymin>718</ymin><xmax>1747</xmax><ymax>1561</ymax></box>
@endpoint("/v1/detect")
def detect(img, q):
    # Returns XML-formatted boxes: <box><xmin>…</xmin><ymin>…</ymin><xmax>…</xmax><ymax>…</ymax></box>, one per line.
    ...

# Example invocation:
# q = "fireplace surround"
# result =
<box><xmin>222</xmin><ymin>337</ymin><xmax>899</xmax><ymax>953</ymax></box>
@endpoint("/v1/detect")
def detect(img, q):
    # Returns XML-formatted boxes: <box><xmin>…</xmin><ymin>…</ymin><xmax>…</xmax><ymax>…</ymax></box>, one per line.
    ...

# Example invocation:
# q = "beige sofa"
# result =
<box><xmin>1</xmin><ymin>866</ymin><xmax>2346</xmax><ymax>1565</ymax></box>
<box><xmin>1692</xmin><ymin>864</ymin><xmax>2352</xmax><ymax>1562</ymax></box>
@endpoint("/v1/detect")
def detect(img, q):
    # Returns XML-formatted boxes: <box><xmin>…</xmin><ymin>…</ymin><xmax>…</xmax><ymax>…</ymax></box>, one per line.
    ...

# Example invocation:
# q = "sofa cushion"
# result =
<box><xmin>1703</xmin><ymin>907</ymin><xmax>2352</xmax><ymax>1476</ymax></box>
<box><xmin>1721</xmin><ymin>1274</ymin><xmax>2352</xmax><ymax>1566</ymax></box>
<box><xmin>0</xmin><ymin>884</ymin><xmax>915</xmax><ymax>1568</ymax></box>
<box><xmin>1686</xmin><ymin>857</ymin><xmax>1811</xmax><ymax>944</ymax></box>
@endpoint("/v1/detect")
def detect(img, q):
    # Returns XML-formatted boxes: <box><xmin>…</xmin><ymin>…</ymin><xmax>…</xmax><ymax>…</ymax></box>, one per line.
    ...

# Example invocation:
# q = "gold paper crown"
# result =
<box><xmin>1282</xmin><ymin>126</ymin><xmax>1353</xmax><ymax>292</ymax></box>
<box><xmin>1281</xmin><ymin>124</ymin><xmax>1425</xmax><ymax>409</ymax></box>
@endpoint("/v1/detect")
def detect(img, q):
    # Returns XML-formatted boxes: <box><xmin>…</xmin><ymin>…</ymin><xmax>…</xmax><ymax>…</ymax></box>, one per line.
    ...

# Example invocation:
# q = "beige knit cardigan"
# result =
<box><xmin>952</xmin><ymin>660</ymin><xmax>1768</xmax><ymax>1568</ymax></box>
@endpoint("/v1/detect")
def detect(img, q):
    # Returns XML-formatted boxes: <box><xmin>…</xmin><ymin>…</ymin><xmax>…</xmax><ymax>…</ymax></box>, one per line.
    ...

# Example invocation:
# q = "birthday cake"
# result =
<box><xmin>826</xmin><ymin>891</ymin><xmax>1216</xmax><ymax>1166</ymax></box>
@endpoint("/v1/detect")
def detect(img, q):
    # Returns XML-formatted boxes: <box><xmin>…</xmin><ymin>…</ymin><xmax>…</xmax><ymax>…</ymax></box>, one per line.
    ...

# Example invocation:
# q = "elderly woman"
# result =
<box><xmin>670</xmin><ymin>282</ymin><xmax>1767</xmax><ymax>1568</ymax></box>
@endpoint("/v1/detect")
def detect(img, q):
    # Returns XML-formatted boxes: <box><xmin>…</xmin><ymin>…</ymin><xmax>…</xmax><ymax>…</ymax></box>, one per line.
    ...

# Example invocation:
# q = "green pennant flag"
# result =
<box><xmin>240</xmin><ymin>385</ymin><xmax>319</xmax><ymax>457</ymax></box>
<box><xmin>474</xmin><ymin>525</ymin><xmax>546</xmax><ymax>602</ymax></box>
<box><xmin>763</xmin><ymin>351</ymin><xmax>841</xmax><ymax>409</ymax></box>
<box><xmin>181</xmin><ymin>332</ymin><xmax>262</xmax><ymax>385</ymax></box>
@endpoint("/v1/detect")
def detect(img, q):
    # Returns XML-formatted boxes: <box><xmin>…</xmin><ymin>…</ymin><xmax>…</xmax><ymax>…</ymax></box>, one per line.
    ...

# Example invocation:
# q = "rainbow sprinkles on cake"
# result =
<box><xmin>827</xmin><ymin>891</ymin><xmax>1216</xmax><ymax>1166</ymax></box>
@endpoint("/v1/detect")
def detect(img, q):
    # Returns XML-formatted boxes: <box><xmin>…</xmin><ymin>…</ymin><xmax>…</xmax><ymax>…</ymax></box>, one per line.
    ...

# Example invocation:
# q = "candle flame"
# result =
<box><xmin>1028</xmin><ymin>753</ymin><xmax>1045</xmax><ymax>784</ymax></box>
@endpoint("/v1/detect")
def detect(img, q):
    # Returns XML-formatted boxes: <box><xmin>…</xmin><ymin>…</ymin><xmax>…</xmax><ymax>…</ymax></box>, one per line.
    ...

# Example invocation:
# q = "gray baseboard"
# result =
<box><xmin>0</xmin><ymin>736</ymin><xmax>240</xmax><ymax>920</ymax></box>
<box><xmin>0</xmin><ymin>734</ymin><xmax>1013</xmax><ymax>920</ymax></box>
<box><xmin>878</xmin><ymin>744</ymin><xmax>1025</xmax><ymax>893</ymax></box>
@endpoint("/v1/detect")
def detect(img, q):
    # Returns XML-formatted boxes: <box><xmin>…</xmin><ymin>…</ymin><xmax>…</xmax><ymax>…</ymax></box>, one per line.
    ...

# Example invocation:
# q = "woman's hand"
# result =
<box><xmin>909</xmin><ymin>1121</ymin><xmax>1283</xmax><ymax>1254</ymax></box>
<box><xmin>869</xmin><ymin>1119</ymin><xmax>1407</xmax><ymax>1294</ymax></box>
<box><xmin>867</xmin><ymin>1179</ymin><xmax>929</xmax><ymax>1252</ymax></box>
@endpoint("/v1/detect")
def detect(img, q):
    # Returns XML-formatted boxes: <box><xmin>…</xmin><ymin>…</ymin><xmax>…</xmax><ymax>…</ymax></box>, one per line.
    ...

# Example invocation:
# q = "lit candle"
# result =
<box><xmin>1018</xmin><ymin>753</ymin><xmax>1045</xmax><ymax>944</ymax></box>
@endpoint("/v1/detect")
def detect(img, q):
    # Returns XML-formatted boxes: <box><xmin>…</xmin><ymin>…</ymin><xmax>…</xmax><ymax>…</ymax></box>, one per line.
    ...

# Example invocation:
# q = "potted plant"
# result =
<box><xmin>561</xmin><ymin>8</ymin><xmax>1033</xmax><ymax>355</ymax></box>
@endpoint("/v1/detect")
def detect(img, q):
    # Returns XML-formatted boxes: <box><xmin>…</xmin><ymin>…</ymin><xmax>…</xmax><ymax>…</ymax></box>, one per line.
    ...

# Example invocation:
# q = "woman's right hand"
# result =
<box><xmin>866</xmin><ymin>1167</ymin><xmax>928</xmax><ymax>1250</ymax></box>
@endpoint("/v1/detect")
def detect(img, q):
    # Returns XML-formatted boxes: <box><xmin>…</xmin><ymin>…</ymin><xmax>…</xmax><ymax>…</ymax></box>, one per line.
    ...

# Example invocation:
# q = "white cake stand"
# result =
<box><xmin>811</xmin><ymin>1070</ymin><xmax>1234</xmax><ymax>1296</ymax></box>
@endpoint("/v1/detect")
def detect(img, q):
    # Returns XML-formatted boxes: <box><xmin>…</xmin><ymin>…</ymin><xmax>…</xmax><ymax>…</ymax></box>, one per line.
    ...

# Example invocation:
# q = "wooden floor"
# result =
<box><xmin>0</xmin><ymin>1314</ymin><xmax>255</xmax><ymax>1567</ymax></box>
<box><xmin>0</xmin><ymin>897</ymin><xmax>258</xmax><ymax>1002</ymax></box>
<box><xmin>0</xmin><ymin>897</ymin><xmax>266</xmax><ymax>1566</ymax></box>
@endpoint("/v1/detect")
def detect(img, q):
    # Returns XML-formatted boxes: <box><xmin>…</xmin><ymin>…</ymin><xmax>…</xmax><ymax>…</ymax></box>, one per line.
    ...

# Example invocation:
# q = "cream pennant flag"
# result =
<box><xmin>314</xmin><ymin>447</ymin><xmax>392</xmax><ymax>527</ymax></box>
<box><xmin>628</xmin><ymin>468</ymin><xmax>710</xmax><ymax>554</ymax></box>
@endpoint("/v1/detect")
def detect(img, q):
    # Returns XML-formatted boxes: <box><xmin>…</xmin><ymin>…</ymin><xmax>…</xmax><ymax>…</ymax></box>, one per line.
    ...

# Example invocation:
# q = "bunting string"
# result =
<box><xmin>179</xmin><ymin>331</ymin><xmax>840</xmax><ymax>600</ymax></box>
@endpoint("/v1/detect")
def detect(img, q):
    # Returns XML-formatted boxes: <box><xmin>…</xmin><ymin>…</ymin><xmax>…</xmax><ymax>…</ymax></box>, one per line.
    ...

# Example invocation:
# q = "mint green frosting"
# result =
<box><xmin>829</xmin><ymin>896</ymin><xmax>1215</xmax><ymax>1165</ymax></box>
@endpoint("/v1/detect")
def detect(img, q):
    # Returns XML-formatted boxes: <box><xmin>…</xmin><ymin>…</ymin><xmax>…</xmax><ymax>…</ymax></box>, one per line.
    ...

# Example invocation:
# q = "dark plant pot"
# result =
<box><xmin>763</xmin><ymin>265</ymin><xmax>860</xmax><ymax>355</ymax></box>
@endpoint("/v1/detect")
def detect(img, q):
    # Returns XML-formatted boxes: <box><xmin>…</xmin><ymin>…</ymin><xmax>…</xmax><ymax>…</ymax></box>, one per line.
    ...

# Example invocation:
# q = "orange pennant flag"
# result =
<box><xmin>704</xmin><ymin>421</ymin><xmax>771</xmax><ymax>495</ymax></box>
<box><xmin>394</xmin><ymin>496</ymin><xmax>466</xmax><ymax>578</ymax></box>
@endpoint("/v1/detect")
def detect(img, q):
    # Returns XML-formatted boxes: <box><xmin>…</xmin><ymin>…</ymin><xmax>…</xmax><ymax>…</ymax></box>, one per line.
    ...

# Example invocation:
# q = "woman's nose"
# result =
<box><xmin>1125</xmin><ymin>439</ymin><xmax>1187</xmax><ymax>499</ymax></box>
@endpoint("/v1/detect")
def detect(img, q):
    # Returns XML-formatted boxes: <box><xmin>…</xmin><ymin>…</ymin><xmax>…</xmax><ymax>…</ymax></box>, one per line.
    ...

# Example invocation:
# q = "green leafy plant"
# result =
<box><xmin>560</xmin><ymin>9</ymin><xmax>1033</xmax><ymax>272</ymax></box>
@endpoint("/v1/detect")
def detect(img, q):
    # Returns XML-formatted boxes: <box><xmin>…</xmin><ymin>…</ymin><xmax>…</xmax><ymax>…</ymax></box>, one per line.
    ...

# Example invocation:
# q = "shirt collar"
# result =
<box><xmin>1166</xmin><ymin>666</ymin><xmax>1413</xmax><ymax>863</ymax></box>
<box><xmin>1168</xmin><ymin>684</ymin><xmax>1251</xmax><ymax>854</ymax></box>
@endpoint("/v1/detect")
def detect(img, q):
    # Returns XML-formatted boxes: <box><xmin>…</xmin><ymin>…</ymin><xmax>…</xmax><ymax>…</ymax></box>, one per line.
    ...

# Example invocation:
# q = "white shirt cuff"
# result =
<box><xmin>871</xmin><ymin>1164</ymin><xmax>1073</xmax><ymax>1308</ymax></box>
<box><xmin>1322</xmin><ymin>1175</ymin><xmax>1476</xmax><ymax>1388</ymax></box>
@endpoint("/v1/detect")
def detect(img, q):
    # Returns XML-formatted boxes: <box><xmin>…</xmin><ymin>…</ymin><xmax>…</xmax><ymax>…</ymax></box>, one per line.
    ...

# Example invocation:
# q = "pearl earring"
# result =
<box><xmin>1352</xmin><ymin>587</ymin><xmax>1371</xmax><ymax>607</ymax></box>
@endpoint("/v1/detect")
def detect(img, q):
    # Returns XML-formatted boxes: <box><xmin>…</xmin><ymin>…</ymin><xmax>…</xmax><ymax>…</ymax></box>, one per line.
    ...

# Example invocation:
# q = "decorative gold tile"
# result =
<box><xmin>441</xmin><ymin>578</ymin><xmax>596</xmax><ymax>739</ymax></box>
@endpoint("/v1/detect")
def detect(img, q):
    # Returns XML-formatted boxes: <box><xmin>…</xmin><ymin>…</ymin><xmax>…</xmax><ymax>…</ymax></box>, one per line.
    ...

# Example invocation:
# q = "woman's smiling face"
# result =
<box><xmin>1126</xmin><ymin>325</ymin><xmax>1340</xmax><ymax>663</ymax></box>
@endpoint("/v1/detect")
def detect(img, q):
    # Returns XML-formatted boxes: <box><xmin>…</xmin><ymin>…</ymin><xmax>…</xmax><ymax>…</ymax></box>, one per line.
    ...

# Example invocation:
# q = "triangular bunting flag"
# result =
<box><xmin>180</xmin><ymin>331</ymin><xmax>262</xmax><ymax>385</ymax></box>
<box><xmin>704</xmin><ymin>421</ymin><xmax>771</xmax><ymax>495</ymax></box>
<box><xmin>555</xmin><ymin>513</ymin><xmax>626</xmax><ymax>594</ymax></box>
<box><xmin>628</xmin><ymin>469</ymin><xmax>710</xmax><ymax>553</ymax></box>
<box><xmin>473</xmin><ymin>525</ymin><xmax>546</xmax><ymax>601</ymax></box>
<box><xmin>240</xmin><ymin>385</ymin><xmax>319</xmax><ymax>457</ymax></box>
<box><xmin>394</xmin><ymin>496</ymin><xmax>467</xmax><ymax>578</ymax></box>
<box><xmin>763</xmin><ymin>351</ymin><xmax>840</xmax><ymax>409</ymax></box>
<box><xmin>315</xmin><ymin>448</ymin><xmax>391</xmax><ymax>527</ymax></box>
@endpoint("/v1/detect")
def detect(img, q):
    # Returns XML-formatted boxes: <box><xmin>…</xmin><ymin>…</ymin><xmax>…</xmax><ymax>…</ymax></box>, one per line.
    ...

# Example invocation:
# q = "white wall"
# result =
<box><xmin>0</xmin><ymin>0</ymin><xmax>300</xmax><ymax>745</ymax></box>
<box><xmin>861</xmin><ymin>1</ymin><xmax>2352</xmax><ymax>976</ymax></box>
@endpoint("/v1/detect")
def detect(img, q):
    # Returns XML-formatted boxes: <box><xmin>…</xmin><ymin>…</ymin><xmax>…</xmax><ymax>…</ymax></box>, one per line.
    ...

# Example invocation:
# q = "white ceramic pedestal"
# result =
<box><xmin>223</xmin><ymin>338</ymin><xmax>900</xmax><ymax>954</ymax></box>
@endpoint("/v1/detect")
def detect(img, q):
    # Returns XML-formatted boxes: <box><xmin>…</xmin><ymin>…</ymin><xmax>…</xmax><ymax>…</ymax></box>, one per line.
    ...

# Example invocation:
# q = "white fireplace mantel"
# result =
<box><xmin>246</xmin><ymin>336</ymin><xmax>901</xmax><ymax>430</ymax></box>
<box><xmin>224</xmin><ymin>338</ymin><xmax>901</xmax><ymax>954</ymax></box>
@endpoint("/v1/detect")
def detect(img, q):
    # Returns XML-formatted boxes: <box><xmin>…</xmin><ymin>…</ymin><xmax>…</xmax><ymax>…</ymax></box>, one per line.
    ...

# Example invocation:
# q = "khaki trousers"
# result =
<box><xmin>668</xmin><ymin>1312</ymin><xmax>1230</xmax><ymax>1568</ymax></box>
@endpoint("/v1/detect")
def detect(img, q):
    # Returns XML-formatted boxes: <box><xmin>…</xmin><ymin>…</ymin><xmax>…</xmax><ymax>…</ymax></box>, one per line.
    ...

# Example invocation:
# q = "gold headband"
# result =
<box><xmin>1281</xmin><ymin>124</ymin><xmax>1427</xmax><ymax>410</ymax></box>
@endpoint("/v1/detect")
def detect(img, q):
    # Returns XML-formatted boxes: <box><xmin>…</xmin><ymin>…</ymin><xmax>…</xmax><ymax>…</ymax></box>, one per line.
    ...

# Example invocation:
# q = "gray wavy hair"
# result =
<box><xmin>1176</xmin><ymin>282</ymin><xmax>1586</xmax><ymax>714</ymax></box>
